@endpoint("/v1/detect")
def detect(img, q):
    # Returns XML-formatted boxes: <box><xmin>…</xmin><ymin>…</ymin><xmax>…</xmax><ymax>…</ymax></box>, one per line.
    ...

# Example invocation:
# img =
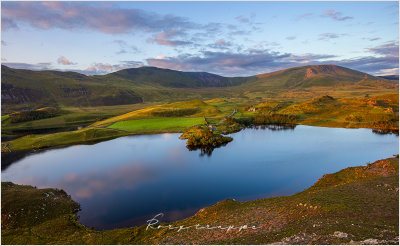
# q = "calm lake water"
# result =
<box><xmin>2</xmin><ymin>125</ymin><xmax>398</xmax><ymax>230</ymax></box>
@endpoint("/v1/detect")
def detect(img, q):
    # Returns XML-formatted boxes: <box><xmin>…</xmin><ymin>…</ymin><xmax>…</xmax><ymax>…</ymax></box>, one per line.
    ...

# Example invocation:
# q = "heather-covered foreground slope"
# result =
<box><xmin>2</xmin><ymin>157</ymin><xmax>398</xmax><ymax>244</ymax></box>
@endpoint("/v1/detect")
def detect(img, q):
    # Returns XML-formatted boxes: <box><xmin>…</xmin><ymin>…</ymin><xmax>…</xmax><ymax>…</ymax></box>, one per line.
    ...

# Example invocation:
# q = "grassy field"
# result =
<box><xmin>91</xmin><ymin>99</ymin><xmax>231</xmax><ymax>127</ymax></box>
<box><xmin>1</xmin><ymin>103</ymin><xmax>157</xmax><ymax>137</ymax></box>
<box><xmin>108</xmin><ymin>117</ymin><xmax>205</xmax><ymax>132</ymax></box>
<box><xmin>2</xmin><ymin>156</ymin><xmax>398</xmax><ymax>244</ymax></box>
<box><xmin>1</xmin><ymin>128</ymin><xmax>129</xmax><ymax>152</ymax></box>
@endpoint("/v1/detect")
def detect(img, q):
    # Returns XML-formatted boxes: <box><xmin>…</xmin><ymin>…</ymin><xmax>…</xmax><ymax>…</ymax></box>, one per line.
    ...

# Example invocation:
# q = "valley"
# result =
<box><xmin>1</xmin><ymin>64</ymin><xmax>399</xmax><ymax>245</ymax></box>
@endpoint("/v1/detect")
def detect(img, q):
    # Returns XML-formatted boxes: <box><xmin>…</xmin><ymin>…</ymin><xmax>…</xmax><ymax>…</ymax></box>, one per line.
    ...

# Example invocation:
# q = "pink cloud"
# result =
<box><xmin>85</xmin><ymin>61</ymin><xmax>143</xmax><ymax>74</ymax></box>
<box><xmin>57</xmin><ymin>56</ymin><xmax>76</xmax><ymax>65</ymax></box>
<box><xmin>2</xmin><ymin>2</ymin><xmax>196</xmax><ymax>34</ymax></box>
<box><xmin>147</xmin><ymin>30</ymin><xmax>192</xmax><ymax>46</ymax></box>
<box><xmin>321</xmin><ymin>9</ymin><xmax>353</xmax><ymax>21</ymax></box>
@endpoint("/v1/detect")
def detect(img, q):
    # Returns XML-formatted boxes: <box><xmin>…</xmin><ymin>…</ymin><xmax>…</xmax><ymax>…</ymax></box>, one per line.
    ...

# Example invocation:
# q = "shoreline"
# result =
<box><xmin>2</xmin><ymin>122</ymin><xmax>398</xmax><ymax>155</ymax></box>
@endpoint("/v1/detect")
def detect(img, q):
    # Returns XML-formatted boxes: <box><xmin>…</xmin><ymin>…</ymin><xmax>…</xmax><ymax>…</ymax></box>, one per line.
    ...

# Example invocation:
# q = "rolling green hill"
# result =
<box><xmin>102</xmin><ymin>66</ymin><xmax>253</xmax><ymax>88</ymax></box>
<box><xmin>1</xmin><ymin>65</ymin><xmax>143</xmax><ymax>113</ymax></box>
<box><xmin>2</xmin><ymin>64</ymin><xmax>397</xmax><ymax>114</ymax></box>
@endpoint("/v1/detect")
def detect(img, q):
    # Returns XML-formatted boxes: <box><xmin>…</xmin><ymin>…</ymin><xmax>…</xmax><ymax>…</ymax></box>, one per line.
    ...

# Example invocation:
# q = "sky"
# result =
<box><xmin>1</xmin><ymin>1</ymin><xmax>399</xmax><ymax>76</ymax></box>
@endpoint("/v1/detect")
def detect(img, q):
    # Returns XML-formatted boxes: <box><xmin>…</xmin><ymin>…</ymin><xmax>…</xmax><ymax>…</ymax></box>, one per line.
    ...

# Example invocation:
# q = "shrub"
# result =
<box><xmin>253</xmin><ymin>113</ymin><xmax>297</xmax><ymax>125</ymax></box>
<box><xmin>9</xmin><ymin>107</ymin><xmax>60</xmax><ymax>123</ymax></box>
<box><xmin>150</xmin><ymin>108</ymin><xmax>199</xmax><ymax>117</ymax></box>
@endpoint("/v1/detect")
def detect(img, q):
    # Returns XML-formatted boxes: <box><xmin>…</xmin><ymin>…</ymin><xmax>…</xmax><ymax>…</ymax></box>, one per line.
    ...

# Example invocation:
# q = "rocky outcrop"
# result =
<box><xmin>1</xmin><ymin>84</ymin><xmax>44</xmax><ymax>104</ymax></box>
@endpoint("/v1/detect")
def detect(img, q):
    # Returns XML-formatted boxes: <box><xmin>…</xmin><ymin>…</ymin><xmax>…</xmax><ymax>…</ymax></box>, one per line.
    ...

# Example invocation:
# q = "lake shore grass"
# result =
<box><xmin>2</xmin><ymin>156</ymin><xmax>398</xmax><ymax>244</ymax></box>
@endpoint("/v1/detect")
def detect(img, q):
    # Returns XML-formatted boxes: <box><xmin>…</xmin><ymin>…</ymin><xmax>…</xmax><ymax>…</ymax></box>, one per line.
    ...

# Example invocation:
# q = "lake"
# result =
<box><xmin>2</xmin><ymin>125</ymin><xmax>398</xmax><ymax>230</ymax></box>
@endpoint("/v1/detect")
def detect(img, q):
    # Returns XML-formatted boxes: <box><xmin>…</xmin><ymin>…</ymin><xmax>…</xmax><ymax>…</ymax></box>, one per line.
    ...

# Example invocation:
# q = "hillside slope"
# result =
<box><xmin>2</xmin><ymin>64</ymin><xmax>397</xmax><ymax>114</ymax></box>
<box><xmin>276</xmin><ymin>93</ymin><xmax>399</xmax><ymax>129</ymax></box>
<box><xmin>254</xmin><ymin>65</ymin><xmax>380</xmax><ymax>88</ymax></box>
<box><xmin>1</xmin><ymin>65</ymin><xmax>143</xmax><ymax>113</ymax></box>
<box><xmin>102</xmin><ymin>66</ymin><xmax>252</xmax><ymax>88</ymax></box>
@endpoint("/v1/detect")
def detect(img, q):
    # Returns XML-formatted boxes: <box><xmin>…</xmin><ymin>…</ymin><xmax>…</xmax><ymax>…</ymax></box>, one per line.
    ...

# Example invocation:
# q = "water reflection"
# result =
<box><xmin>372</xmin><ymin>129</ymin><xmax>399</xmax><ymax>136</ymax></box>
<box><xmin>186</xmin><ymin>143</ymin><xmax>229</xmax><ymax>157</ymax></box>
<box><xmin>249</xmin><ymin>124</ymin><xmax>297</xmax><ymax>131</ymax></box>
<box><xmin>186</xmin><ymin>124</ymin><xmax>297</xmax><ymax>157</ymax></box>
<box><xmin>59</xmin><ymin>163</ymin><xmax>161</xmax><ymax>199</ymax></box>
<box><xmin>2</xmin><ymin>150</ymin><xmax>39</xmax><ymax>170</ymax></box>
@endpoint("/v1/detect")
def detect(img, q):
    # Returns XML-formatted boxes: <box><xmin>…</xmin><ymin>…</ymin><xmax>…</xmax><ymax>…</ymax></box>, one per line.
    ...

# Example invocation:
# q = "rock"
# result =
<box><xmin>360</xmin><ymin>238</ymin><xmax>380</xmax><ymax>244</ymax></box>
<box><xmin>333</xmin><ymin>231</ymin><xmax>348</xmax><ymax>238</ymax></box>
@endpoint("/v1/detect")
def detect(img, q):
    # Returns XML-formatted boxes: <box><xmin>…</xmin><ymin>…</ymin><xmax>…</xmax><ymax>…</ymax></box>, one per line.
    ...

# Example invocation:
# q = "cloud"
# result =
<box><xmin>114</xmin><ymin>40</ymin><xmax>139</xmax><ymax>55</ymax></box>
<box><xmin>4</xmin><ymin>60</ymin><xmax>144</xmax><ymax>75</ymax></box>
<box><xmin>208</xmin><ymin>39</ymin><xmax>233</xmax><ymax>50</ymax></box>
<box><xmin>286</xmin><ymin>36</ymin><xmax>296</xmax><ymax>40</ymax></box>
<box><xmin>296</xmin><ymin>12</ymin><xmax>313</xmax><ymax>20</ymax></box>
<box><xmin>148</xmin><ymin>39</ymin><xmax>192</xmax><ymax>46</ymax></box>
<box><xmin>147</xmin><ymin>50</ymin><xmax>336</xmax><ymax>76</ymax></box>
<box><xmin>328</xmin><ymin>56</ymin><xmax>398</xmax><ymax>76</ymax></box>
<box><xmin>1</xmin><ymin>17</ymin><xmax>18</xmax><ymax>30</ymax></box>
<box><xmin>147</xmin><ymin>29</ymin><xmax>192</xmax><ymax>46</ymax></box>
<box><xmin>367</xmin><ymin>41</ymin><xmax>399</xmax><ymax>57</ymax></box>
<box><xmin>146</xmin><ymin>41</ymin><xmax>398</xmax><ymax>76</ymax></box>
<box><xmin>366</xmin><ymin>37</ymin><xmax>381</xmax><ymax>41</ymax></box>
<box><xmin>323</xmin><ymin>42</ymin><xmax>399</xmax><ymax>75</ymax></box>
<box><xmin>215</xmin><ymin>39</ymin><xmax>228</xmax><ymax>46</ymax></box>
<box><xmin>57</xmin><ymin>56</ymin><xmax>76</xmax><ymax>65</ymax></box>
<box><xmin>2</xmin><ymin>2</ymin><xmax>259</xmax><ymax>49</ymax></box>
<box><xmin>233</xmin><ymin>14</ymin><xmax>262</xmax><ymax>33</ymax></box>
<box><xmin>114</xmin><ymin>40</ymin><xmax>127</xmax><ymax>46</ymax></box>
<box><xmin>85</xmin><ymin>61</ymin><xmax>143</xmax><ymax>74</ymax></box>
<box><xmin>2</xmin><ymin>2</ymin><xmax>197</xmax><ymax>34</ymax></box>
<box><xmin>318</xmin><ymin>33</ymin><xmax>346</xmax><ymax>41</ymax></box>
<box><xmin>235</xmin><ymin>15</ymin><xmax>249</xmax><ymax>23</ymax></box>
<box><xmin>321</xmin><ymin>9</ymin><xmax>353</xmax><ymax>21</ymax></box>
<box><xmin>375</xmin><ymin>68</ymin><xmax>399</xmax><ymax>76</ymax></box>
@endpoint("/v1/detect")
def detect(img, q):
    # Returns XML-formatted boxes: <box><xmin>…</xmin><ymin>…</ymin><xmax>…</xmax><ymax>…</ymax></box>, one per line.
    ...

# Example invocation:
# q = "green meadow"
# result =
<box><xmin>108</xmin><ymin>117</ymin><xmax>205</xmax><ymax>132</ymax></box>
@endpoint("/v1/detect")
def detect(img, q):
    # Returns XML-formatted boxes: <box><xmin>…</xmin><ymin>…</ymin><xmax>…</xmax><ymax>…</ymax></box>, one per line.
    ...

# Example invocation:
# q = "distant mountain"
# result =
<box><xmin>1</xmin><ymin>64</ymin><xmax>397</xmax><ymax>113</ymax></box>
<box><xmin>103</xmin><ymin>66</ymin><xmax>252</xmax><ymax>88</ymax></box>
<box><xmin>254</xmin><ymin>64</ymin><xmax>381</xmax><ymax>88</ymax></box>
<box><xmin>377</xmin><ymin>75</ymin><xmax>399</xmax><ymax>81</ymax></box>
